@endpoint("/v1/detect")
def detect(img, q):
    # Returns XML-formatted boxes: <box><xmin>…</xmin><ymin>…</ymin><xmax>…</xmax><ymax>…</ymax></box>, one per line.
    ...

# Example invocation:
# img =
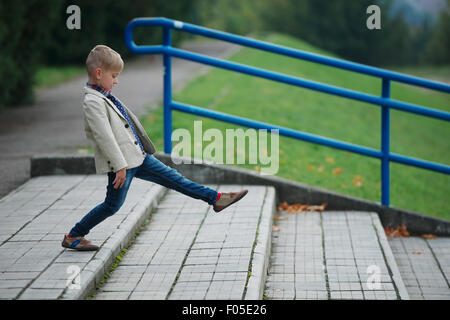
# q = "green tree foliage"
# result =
<box><xmin>424</xmin><ymin>0</ymin><xmax>450</xmax><ymax>65</ymax></box>
<box><xmin>195</xmin><ymin>0</ymin><xmax>446</xmax><ymax>67</ymax></box>
<box><xmin>43</xmin><ymin>0</ymin><xmax>197</xmax><ymax>65</ymax></box>
<box><xmin>193</xmin><ymin>0</ymin><xmax>265</xmax><ymax>35</ymax></box>
<box><xmin>257</xmin><ymin>0</ymin><xmax>414</xmax><ymax>66</ymax></box>
<box><xmin>0</xmin><ymin>0</ymin><xmax>197</xmax><ymax>108</ymax></box>
<box><xmin>0</xmin><ymin>0</ymin><xmax>61</xmax><ymax>107</ymax></box>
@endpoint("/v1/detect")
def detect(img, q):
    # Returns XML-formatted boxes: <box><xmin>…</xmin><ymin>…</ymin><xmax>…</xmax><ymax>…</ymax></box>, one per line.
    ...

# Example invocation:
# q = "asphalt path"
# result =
<box><xmin>0</xmin><ymin>40</ymin><xmax>240</xmax><ymax>198</ymax></box>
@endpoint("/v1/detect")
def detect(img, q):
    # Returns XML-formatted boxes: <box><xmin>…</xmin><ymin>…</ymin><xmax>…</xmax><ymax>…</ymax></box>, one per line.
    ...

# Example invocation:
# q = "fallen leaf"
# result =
<box><xmin>307</xmin><ymin>164</ymin><xmax>315</xmax><ymax>171</ymax></box>
<box><xmin>274</xmin><ymin>215</ymin><xmax>288</xmax><ymax>221</ymax></box>
<box><xmin>287</xmin><ymin>203</ymin><xmax>308</xmax><ymax>213</ymax></box>
<box><xmin>384</xmin><ymin>227</ymin><xmax>400</xmax><ymax>238</ymax></box>
<box><xmin>254</xmin><ymin>165</ymin><xmax>260</xmax><ymax>172</ymax></box>
<box><xmin>399</xmin><ymin>224</ymin><xmax>410</xmax><ymax>237</ymax></box>
<box><xmin>277</xmin><ymin>201</ymin><xmax>289</xmax><ymax>211</ymax></box>
<box><xmin>352</xmin><ymin>175</ymin><xmax>363</xmax><ymax>187</ymax></box>
<box><xmin>384</xmin><ymin>224</ymin><xmax>410</xmax><ymax>238</ymax></box>
<box><xmin>422</xmin><ymin>234</ymin><xmax>437</xmax><ymax>239</ymax></box>
<box><xmin>317</xmin><ymin>165</ymin><xmax>324</xmax><ymax>173</ymax></box>
<box><xmin>326</xmin><ymin>157</ymin><xmax>335</xmax><ymax>164</ymax></box>
<box><xmin>412</xmin><ymin>250</ymin><xmax>423</xmax><ymax>255</ymax></box>
<box><xmin>272</xmin><ymin>225</ymin><xmax>281</xmax><ymax>232</ymax></box>
<box><xmin>277</xmin><ymin>201</ymin><xmax>327</xmax><ymax>214</ymax></box>
<box><xmin>305</xmin><ymin>203</ymin><xmax>327</xmax><ymax>211</ymax></box>
<box><xmin>332</xmin><ymin>167</ymin><xmax>342</xmax><ymax>175</ymax></box>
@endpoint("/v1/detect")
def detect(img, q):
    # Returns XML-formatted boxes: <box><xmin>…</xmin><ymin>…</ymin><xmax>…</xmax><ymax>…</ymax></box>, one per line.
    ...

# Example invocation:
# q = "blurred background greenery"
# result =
<box><xmin>0</xmin><ymin>0</ymin><xmax>448</xmax><ymax>109</ymax></box>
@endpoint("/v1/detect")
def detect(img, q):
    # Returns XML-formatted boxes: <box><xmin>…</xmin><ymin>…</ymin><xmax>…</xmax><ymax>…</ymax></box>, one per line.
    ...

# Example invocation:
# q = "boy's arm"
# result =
<box><xmin>83</xmin><ymin>96</ymin><xmax>128</xmax><ymax>172</ymax></box>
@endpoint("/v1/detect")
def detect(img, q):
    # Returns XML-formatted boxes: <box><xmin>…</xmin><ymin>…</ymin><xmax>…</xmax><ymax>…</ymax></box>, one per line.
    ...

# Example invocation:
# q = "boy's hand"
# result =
<box><xmin>113</xmin><ymin>168</ymin><xmax>127</xmax><ymax>189</ymax></box>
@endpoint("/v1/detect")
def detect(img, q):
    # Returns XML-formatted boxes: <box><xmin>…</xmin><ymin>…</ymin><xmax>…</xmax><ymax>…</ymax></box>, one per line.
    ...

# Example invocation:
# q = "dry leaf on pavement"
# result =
<box><xmin>277</xmin><ymin>201</ymin><xmax>327</xmax><ymax>214</ymax></box>
<box><xmin>272</xmin><ymin>225</ymin><xmax>281</xmax><ymax>232</ymax></box>
<box><xmin>384</xmin><ymin>224</ymin><xmax>410</xmax><ymax>238</ymax></box>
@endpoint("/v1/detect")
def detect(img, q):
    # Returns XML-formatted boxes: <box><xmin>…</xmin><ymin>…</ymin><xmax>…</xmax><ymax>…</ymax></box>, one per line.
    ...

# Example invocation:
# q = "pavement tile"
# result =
<box><xmin>265</xmin><ymin>288</ymin><xmax>295</xmax><ymax>299</ymax></box>
<box><xmin>332</xmin><ymin>291</ymin><xmax>364</xmax><ymax>300</ymax></box>
<box><xmin>18</xmin><ymin>288</ymin><xmax>63</xmax><ymax>300</ymax></box>
<box><xmin>93</xmin><ymin>291</ymin><xmax>131</xmax><ymax>300</ymax></box>
<box><xmin>295</xmin><ymin>290</ymin><xmax>328</xmax><ymax>300</ymax></box>
<box><xmin>178</xmin><ymin>271</ymin><xmax>214</xmax><ymax>283</ymax></box>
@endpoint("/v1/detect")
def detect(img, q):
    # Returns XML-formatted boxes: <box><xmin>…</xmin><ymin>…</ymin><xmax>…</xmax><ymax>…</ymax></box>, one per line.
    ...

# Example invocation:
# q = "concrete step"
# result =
<box><xmin>265</xmin><ymin>209</ymin><xmax>409</xmax><ymax>300</ymax></box>
<box><xmin>389</xmin><ymin>236</ymin><xmax>450</xmax><ymax>300</ymax></box>
<box><xmin>0</xmin><ymin>175</ymin><xmax>165</xmax><ymax>300</ymax></box>
<box><xmin>92</xmin><ymin>185</ymin><xmax>275</xmax><ymax>300</ymax></box>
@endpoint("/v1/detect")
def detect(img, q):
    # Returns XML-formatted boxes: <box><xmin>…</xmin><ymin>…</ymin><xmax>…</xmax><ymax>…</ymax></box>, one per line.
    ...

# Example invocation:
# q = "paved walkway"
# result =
<box><xmin>265</xmin><ymin>210</ymin><xmax>409</xmax><ymax>300</ymax></box>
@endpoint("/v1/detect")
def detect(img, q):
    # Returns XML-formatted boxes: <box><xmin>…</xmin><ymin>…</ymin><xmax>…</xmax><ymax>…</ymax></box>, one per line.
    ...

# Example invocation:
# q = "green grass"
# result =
<box><xmin>389</xmin><ymin>65</ymin><xmax>450</xmax><ymax>85</ymax></box>
<box><xmin>34</xmin><ymin>65</ymin><xmax>85</xmax><ymax>89</ymax></box>
<box><xmin>140</xmin><ymin>32</ymin><xmax>450</xmax><ymax>220</ymax></box>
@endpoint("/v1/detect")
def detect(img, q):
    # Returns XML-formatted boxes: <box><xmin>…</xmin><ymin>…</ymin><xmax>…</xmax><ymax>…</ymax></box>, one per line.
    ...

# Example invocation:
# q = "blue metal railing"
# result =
<box><xmin>125</xmin><ymin>17</ymin><xmax>450</xmax><ymax>206</ymax></box>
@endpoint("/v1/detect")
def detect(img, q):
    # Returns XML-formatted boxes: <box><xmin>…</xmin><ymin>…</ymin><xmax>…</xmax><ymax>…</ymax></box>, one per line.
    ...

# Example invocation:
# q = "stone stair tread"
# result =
<box><xmin>265</xmin><ymin>210</ymin><xmax>409</xmax><ymax>300</ymax></box>
<box><xmin>93</xmin><ymin>185</ymin><xmax>275</xmax><ymax>300</ymax></box>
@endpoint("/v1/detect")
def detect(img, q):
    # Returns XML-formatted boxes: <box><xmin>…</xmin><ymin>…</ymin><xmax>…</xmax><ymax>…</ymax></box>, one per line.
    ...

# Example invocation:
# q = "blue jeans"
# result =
<box><xmin>69</xmin><ymin>154</ymin><xmax>218</xmax><ymax>237</ymax></box>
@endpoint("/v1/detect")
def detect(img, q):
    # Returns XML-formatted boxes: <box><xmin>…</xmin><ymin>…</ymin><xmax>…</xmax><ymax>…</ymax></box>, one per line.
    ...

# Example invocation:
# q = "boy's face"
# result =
<box><xmin>92</xmin><ymin>67</ymin><xmax>121</xmax><ymax>93</ymax></box>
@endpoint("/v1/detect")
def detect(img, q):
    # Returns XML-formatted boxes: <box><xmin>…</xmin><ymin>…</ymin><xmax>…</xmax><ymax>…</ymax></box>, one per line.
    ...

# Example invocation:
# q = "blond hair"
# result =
<box><xmin>86</xmin><ymin>45</ymin><xmax>124</xmax><ymax>76</ymax></box>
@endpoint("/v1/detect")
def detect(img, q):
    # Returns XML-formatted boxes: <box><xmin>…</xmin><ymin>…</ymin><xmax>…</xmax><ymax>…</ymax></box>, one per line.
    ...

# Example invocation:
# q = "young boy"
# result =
<box><xmin>62</xmin><ymin>45</ymin><xmax>248</xmax><ymax>251</ymax></box>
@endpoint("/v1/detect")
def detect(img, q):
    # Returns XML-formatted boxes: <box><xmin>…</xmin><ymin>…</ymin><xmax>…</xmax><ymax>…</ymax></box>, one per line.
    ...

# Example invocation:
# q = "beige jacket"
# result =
<box><xmin>82</xmin><ymin>86</ymin><xmax>156</xmax><ymax>174</ymax></box>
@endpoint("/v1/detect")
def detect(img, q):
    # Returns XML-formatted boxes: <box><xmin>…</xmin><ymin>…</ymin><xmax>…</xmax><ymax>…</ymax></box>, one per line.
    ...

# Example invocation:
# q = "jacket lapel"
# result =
<box><xmin>84</xmin><ymin>86</ymin><xmax>127</xmax><ymax>121</ymax></box>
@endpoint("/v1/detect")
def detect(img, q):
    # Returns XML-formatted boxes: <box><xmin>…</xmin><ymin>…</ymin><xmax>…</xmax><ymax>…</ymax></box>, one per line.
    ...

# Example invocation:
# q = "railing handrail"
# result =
<box><xmin>125</xmin><ymin>17</ymin><xmax>450</xmax><ymax>93</ymax></box>
<box><xmin>125</xmin><ymin>18</ymin><xmax>450</xmax><ymax>122</ymax></box>
<box><xmin>124</xmin><ymin>17</ymin><xmax>450</xmax><ymax>207</ymax></box>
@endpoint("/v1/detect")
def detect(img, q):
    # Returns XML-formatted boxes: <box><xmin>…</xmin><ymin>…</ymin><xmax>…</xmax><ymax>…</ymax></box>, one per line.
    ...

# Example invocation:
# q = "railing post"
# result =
<box><xmin>163</xmin><ymin>27</ymin><xmax>173</xmax><ymax>154</ymax></box>
<box><xmin>381</xmin><ymin>78</ymin><xmax>391</xmax><ymax>206</ymax></box>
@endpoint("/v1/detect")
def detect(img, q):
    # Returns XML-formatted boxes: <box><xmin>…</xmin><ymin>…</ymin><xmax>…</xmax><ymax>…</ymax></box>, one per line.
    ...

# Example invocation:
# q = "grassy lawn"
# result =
<box><xmin>139</xmin><ymin>33</ymin><xmax>450</xmax><ymax>220</ymax></box>
<box><xmin>34</xmin><ymin>65</ymin><xmax>85</xmax><ymax>89</ymax></box>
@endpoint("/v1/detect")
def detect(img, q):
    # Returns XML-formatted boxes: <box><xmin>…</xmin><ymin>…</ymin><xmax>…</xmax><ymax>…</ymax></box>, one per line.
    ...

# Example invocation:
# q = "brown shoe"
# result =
<box><xmin>213</xmin><ymin>190</ymin><xmax>248</xmax><ymax>213</ymax></box>
<box><xmin>62</xmin><ymin>235</ymin><xmax>99</xmax><ymax>251</ymax></box>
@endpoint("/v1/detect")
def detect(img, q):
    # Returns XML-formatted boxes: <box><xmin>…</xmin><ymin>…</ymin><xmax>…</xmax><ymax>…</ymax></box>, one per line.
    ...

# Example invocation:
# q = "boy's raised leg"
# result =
<box><xmin>135</xmin><ymin>154</ymin><xmax>247</xmax><ymax>211</ymax></box>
